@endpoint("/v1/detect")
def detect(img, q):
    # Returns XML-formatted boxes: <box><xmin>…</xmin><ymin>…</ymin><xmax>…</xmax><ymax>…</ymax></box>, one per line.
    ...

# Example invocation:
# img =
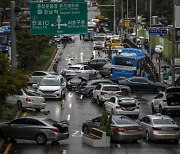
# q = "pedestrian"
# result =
<box><xmin>53</xmin><ymin>60</ymin><xmax>58</xmax><ymax>73</ymax></box>
<box><xmin>175</xmin><ymin>75</ymin><xmax>180</xmax><ymax>86</ymax></box>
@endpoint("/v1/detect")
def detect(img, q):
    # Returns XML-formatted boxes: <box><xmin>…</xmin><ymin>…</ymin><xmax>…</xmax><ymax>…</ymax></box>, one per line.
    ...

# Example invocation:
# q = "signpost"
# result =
<box><xmin>148</xmin><ymin>28</ymin><xmax>168</xmax><ymax>35</ymax></box>
<box><xmin>30</xmin><ymin>2</ymin><xmax>87</xmax><ymax>35</ymax></box>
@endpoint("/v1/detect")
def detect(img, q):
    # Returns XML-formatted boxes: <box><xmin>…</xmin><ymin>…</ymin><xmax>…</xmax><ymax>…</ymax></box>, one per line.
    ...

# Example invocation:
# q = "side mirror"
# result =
<box><xmin>32</xmin><ymin>84</ymin><xmax>38</xmax><ymax>89</ymax></box>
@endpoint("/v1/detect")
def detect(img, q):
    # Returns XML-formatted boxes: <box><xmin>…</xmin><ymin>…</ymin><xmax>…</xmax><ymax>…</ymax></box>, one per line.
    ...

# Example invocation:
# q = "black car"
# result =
<box><xmin>60</xmin><ymin>36</ymin><xmax>74</xmax><ymax>44</ymax></box>
<box><xmin>118</xmin><ymin>77</ymin><xmax>168</xmax><ymax>93</ymax></box>
<box><xmin>82</xmin><ymin>58</ymin><xmax>111</xmax><ymax>70</ymax></box>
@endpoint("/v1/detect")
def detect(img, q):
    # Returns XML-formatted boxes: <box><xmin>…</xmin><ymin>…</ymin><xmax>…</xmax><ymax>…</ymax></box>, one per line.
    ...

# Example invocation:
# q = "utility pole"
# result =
<box><xmin>10</xmin><ymin>1</ymin><xmax>17</xmax><ymax>70</ymax></box>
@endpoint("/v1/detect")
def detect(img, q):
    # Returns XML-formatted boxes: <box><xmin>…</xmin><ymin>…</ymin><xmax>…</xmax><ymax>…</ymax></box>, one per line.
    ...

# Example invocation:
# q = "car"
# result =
<box><xmin>61</xmin><ymin>64</ymin><xmax>94</xmax><ymax>80</ymax></box>
<box><xmin>99</xmin><ymin>26</ymin><xmax>111</xmax><ymax>33</ymax></box>
<box><xmin>151</xmin><ymin>86</ymin><xmax>180</xmax><ymax>114</ymax></box>
<box><xmin>6</xmin><ymin>89</ymin><xmax>46</xmax><ymax>112</ymax></box>
<box><xmin>104</xmin><ymin>96</ymin><xmax>140</xmax><ymax>117</ymax></box>
<box><xmin>98</xmin><ymin>63</ymin><xmax>112</xmax><ymax>77</ymax></box>
<box><xmin>67</xmin><ymin>72</ymin><xmax>101</xmax><ymax>90</ymax></box>
<box><xmin>137</xmin><ymin>114</ymin><xmax>180</xmax><ymax>143</ymax></box>
<box><xmin>76</xmin><ymin>79</ymin><xmax>114</xmax><ymax>97</ymax></box>
<box><xmin>82</xmin><ymin>58</ymin><xmax>111</xmax><ymax>70</ymax></box>
<box><xmin>82</xmin><ymin>115</ymin><xmax>142</xmax><ymax>142</ymax></box>
<box><xmin>28</xmin><ymin>71</ymin><xmax>58</xmax><ymax>85</ymax></box>
<box><xmin>0</xmin><ymin>117</ymin><xmax>69</xmax><ymax>145</ymax></box>
<box><xmin>35</xmin><ymin>75</ymin><xmax>66</xmax><ymax>99</ymax></box>
<box><xmin>91</xmin><ymin>83</ymin><xmax>122</xmax><ymax>105</ymax></box>
<box><xmin>118</xmin><ymin>77</ymin><xmax>168</xmax><ymax>93</ymax></box>
<box><xmin>60</xmin><ymin>35</ymin><xmax>74</xmax><ymax>44</ymax></box>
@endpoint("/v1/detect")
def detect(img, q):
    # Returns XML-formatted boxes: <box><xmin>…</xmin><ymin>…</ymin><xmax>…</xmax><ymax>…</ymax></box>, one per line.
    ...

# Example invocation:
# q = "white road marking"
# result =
<box><xmin>72</xmin><ymin>130</ymin><xmax>83</xmax><ymax>137</ymax></box>
<box><xmin>62</xmin><ymin>150</ymin><xmax>66</xmax><ymax>154</ymax></box>
<box><xmin>117</xmin><ymin>144</ymin><xmax>121</xmax><ymax>148</ymax></box>
<box><xmin>67</xmin><ymin>114</ymin><xmax>71</xmax><ymax>121</ymax></box>
<box><xmin>69</xmin><ymin>103</ymin><xmax>72</xmax><ymax>108</ymax></box>
<box><xmin>80</xmin><ymin>95</ymin><xmax>83</xmax><ymax>99</ymax></box>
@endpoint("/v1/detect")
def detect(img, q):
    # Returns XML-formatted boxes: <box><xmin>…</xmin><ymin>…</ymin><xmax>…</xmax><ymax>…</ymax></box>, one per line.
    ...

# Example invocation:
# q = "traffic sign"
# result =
<box><xmin>148</xmin><ymin>28</ymin><xmax>168</xmax><ymax>35</ymax></box>
<box><xmin>30</xmin><ymin>2</ymin><xmax>88</xmax><ymax>35</ymax></box>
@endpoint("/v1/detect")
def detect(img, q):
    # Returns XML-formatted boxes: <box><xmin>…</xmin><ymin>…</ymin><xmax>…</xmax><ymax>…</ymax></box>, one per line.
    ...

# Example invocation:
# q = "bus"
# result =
<box><xmin>112</xmin><ymin>48</ymin><xmax>145</xmax><ymax>80</ymax></box>
<box><xmin>0</xmin><ymin>26</ymin><xmax>11</xmax><ymax>54</ymax></box>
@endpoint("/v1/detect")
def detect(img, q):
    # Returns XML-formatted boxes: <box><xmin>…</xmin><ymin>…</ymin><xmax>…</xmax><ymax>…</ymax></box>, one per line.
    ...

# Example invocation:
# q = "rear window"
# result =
<box><xmin>69</xmin><ymin>67</ymin><xmax>80</xmax><ymax>70</ymax></box>
<box><xmin>113</xmin><ymin>116</ymin><xmax>136</xmax><ymax>124</ymax></box>
<box><xmin>43</xmin><ymin>118</ymin><xmax>58</xmax><ymax>126</ymax></box>
<box><xmin>102</xmin><ymin>86</ymin><xmax>120</xmax><ymax>91</ymax></box>
<box><xmin>153</xmin><ymin>119</ymin><xmax>175</xmax><ymax>124</ymax></box>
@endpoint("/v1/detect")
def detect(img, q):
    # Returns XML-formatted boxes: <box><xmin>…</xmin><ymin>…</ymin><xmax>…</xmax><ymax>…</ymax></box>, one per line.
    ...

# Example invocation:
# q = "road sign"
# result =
<box><xmin>148</xmin><ymin>28</ymin><xmax>168</xmax><ymax>35</ymax></box>
<box><xmin>30</xmin><ymin>2</ymin><xmax>88</xmax><ymax>35</ymax></box>
<box><xmin>124</xmin><ymin>20</ymin><xmax>130</xmax><ymax>28</ymax></box>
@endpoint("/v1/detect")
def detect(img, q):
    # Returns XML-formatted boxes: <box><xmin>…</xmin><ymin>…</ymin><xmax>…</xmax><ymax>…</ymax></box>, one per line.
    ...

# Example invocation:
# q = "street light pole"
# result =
<box><xmin>126</xmin><ymin>0</ymin><xmax>128</xmax><ymax>18</ymax></box>
<box><xmin>135</xmin><ymin>0</ymin><xmax>138</xmax><ymax>45</ymax></box>
<box><xmin>113</xmin><ymin>0</ymin><xmax>116</xmax><ymax>34</ymax></box>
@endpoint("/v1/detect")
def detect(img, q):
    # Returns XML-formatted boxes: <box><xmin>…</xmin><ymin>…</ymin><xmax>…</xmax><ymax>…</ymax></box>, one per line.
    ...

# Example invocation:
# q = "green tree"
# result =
<box><xmin>105</xmin><ymin>112</ymin><xmax>112</xmax><ymax>136</ymax></box>
<box><xmin>0</xmin><ymin>52</ymin><xmax>28</xmax><ymax>111</ymax></box>
<box><xmin>99</xmin><ymin>110</ymin><xmax>108</xmax><ymax>132</ymax></box>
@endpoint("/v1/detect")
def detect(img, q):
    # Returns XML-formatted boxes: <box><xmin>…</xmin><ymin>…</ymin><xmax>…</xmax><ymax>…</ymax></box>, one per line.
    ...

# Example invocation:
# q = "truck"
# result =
<box><xmin>93</xmin><ymin>34</ymin><xmax>106</xmax><ymax>50</ymax></box>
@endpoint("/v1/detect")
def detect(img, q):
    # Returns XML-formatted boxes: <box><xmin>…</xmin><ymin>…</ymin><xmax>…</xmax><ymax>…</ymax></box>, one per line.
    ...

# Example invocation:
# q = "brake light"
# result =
<box><xmin>115</xmin><ymin>127</ymin><xmax>125</xmax><ymax>132</ymax></box>
<box><xmin>50</xmin><ymin>128</ymin><xmax>59</xmax><ymax>133</ymax></box>
<box><xmin>133</xmin><ymin>70</ymin><xmax>137</xmax><ymax>76</ymax></box>
<box><xmin>101</xmin><ymin>91</ymin><xmax>107</xmax><ymax>95</ymax></box>
<box><xmin>174</xmin><ymin>127</ymin><xmax>179</xmax><ymax>131</ymax></box>
<box><xmin>26</xmin><ymin>97</ymin><xmax>31</xmax><ymax>102</ymax></box>
<box><xmin>152</xmin><ymin>127</ymin><xmax>162</xmax><ymax>131</ymax></box>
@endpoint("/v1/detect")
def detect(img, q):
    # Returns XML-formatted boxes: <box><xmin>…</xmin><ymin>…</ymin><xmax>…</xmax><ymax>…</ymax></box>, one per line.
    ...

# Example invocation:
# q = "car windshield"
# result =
<box><xmin>113</xmin><ymin>116</ymin><xmax>136</xmax><ymax>124</ymax></box>
<box><xmin>153</xmin><ymin>119</ymin><xmax>175</xmax><ymax>124</ymax></box>
<box><xmin>102</xmin><ymin>86</ymin><xmax>120</xmax><ymax>91</ymax></box>
<box><xmin>94</xmin><ymin>37</ymin><xmax>106</xmax><ymax>41</ymax></box>
<box><xmin>40</xmin><ymin>78</ymin><xmax>59</xmax><ymax>86</ymax></box>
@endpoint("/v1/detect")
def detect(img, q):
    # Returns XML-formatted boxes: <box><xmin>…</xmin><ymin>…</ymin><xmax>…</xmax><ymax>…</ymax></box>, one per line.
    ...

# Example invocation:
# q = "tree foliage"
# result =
<box><xmin>0</xmin><ymin>52</ymin><xmax>28</xmax><ymax>110</ymax></box>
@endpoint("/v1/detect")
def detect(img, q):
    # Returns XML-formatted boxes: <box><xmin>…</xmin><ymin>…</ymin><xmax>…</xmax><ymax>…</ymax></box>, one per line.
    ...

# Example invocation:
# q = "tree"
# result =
<box><xmin>0</xmin><ymin>52</ymin><xmax>28</xmax><ymax>111</ymax></box>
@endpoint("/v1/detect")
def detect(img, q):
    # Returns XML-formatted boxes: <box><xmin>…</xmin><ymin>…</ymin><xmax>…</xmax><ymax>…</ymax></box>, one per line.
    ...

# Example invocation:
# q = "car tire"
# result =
<box><xmin>17</xmin><ymin>101</ymin><xmax>22</xmax><ymax>109</ymax></box>
<box><xmin>146</xmin><ymin>131</ymin><xmax>150</xmax><ymax>142</ymax></box>
<box><xmin>82</xmin><ymin>125</ymin><xmax>89</xmax><ymax>134</ymax></box>
<box><xmin>35</xmin><ymin>133</ymin><xmax>47</xmax><ymax>145</ymax></box>
<box><xmin>91</xmin><ymin>97</ymin><xmax>96</xmax><ymax>103</ymax></box>
<box><xmin>159</xmin><ymin>106</ymin><xmax>165</xmax><ymax>114</ymax></box>
<box><xmin>151</xmin><ymin>103</ymin><xmax>156</xmax><ymax>113</ymax></box>
<box><xmin>97</xmin><ymin>98</ymin><xmax>102</xmax><ymax>106</ymax></box>
<box><xmin>121</xmin><ymin>89</ymin><xmax>128</xmax><ymax>96</ymax></box>
<box><xmin>88</xmin><ymin>90</ymin><xmax>93</xmax><ymax>98</ymax></box>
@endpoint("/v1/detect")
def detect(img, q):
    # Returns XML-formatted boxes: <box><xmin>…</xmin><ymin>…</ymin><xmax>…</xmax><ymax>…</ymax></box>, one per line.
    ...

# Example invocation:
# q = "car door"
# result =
<box><xmin>139</xmin><ymin>117</ymin><xmax>151</xmax><ymax>136</ymax></box>
<box><xmin>89</xmin><ymin>117</ymin><xmax>101</xmax><ymax>130</ymax></box>
<box><xmin>105</xmin><ymin>97</ymin><xmax>116</xmax><ymax>112</ymax></box>
<box><xmin>6</xmin><ymin>118</ymin><xmax>27</xmax><ymax>139</ymax></box>
<box><xmin>93</xmin><ymin>84</ymin><xmax>101</xmax><ymax>99</ymax></box>
<box><xmin>152</xmin><ymin>92</ymin><xmax>164</xmax><ymax>111</ymax></box>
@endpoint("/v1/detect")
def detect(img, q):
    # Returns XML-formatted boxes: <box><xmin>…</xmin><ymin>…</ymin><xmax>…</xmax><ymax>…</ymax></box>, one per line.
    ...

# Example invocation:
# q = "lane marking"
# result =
<box><xmin>80</xmin><ymin>95</ymin><xmax>83</xmax><ymax>100</ymax></box>
<box><xmin>69</xmin><ymin>103</ymin><xmax>72</xmax><ymax>108</ymax></box>
<box><xmin>62</xmin><ymin>150</ymin><xmax>66</xmax><ymax>154</ymax></box>
<box><xmin>3</xmin><ymin>143</ymin><xmax>12</xmax><ymax>154</ymax></box>
<box><xmin>23</xmin><ymin>112</ymin><xmax>27</xmax><ymax>117</ymax></box>
<box><xmin>67</xmin><ymin>114</ymin><xmax>71</xmax><ymax>121</ymax></box>
<box><xmin>117</xmin><ymin>144</ymin><xmax>121</xmax><ymax>148</ymax></box>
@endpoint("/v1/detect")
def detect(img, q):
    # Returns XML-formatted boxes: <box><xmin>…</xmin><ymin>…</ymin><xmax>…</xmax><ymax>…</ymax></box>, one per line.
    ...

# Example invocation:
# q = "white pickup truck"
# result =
<box><xmin>93</xmin><ymin>34</ymin><xmax>106</xmax><ymax>50</ymax></box>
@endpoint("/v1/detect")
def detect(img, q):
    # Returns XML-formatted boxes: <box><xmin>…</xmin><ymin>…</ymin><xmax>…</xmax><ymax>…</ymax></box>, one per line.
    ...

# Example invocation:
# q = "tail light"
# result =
<box><xmin>50</xmin><ymin>128</ymin><xmax>59</xmax><ymax>133</ymax></box>
<box><xmin>174</xmin><ymin>127</ymin><xmax>179</xmax><ymax>131</ymax></box>
<box><xmin>26</xmin><ymin>97</ymin><xmax>31</xmax><ymax>102</ymax></box>
<box><xmin>116</xmin><ymin>92</ymin><xmax>122</xmax><ymax>95</ymax></box>
<box><xmin>133</xmin><ymin>70</ymin><xmax>137</xmax><ymax>76</ymax></box>
<box><xmin>101</xmin><ymin>91</ymin><xmax>107</xmax><ymax>95</ymax></box>
<box><xmin>152</xmin><ymin>127</ymin><xmax>162</xmax><ymax>131</ymax></box>
<box><xmin>115</xmin><ymin>127</ymin><xmax>125</xmax><ymax>132</ymax></box>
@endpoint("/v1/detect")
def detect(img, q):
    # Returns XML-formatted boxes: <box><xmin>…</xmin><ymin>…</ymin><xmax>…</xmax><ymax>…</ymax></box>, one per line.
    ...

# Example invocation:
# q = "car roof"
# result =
<box><xmin>43</xmin><ymin>75</ymin><xmax>63</xmax><ymax>79</ymax></box>
<box><xmin>146</xmin><ymin>114</ymin><xmax>171</xmax><ymax>120</ymax></box>
<box><xmin>99</xmin><ymin>83</ymin><xmax>118</xmax><ymax>86</ymax></box>
<box><xmin>69</xmin><ymin>64</ymin><xmax>87</xmax><ymax>67</ymax></box>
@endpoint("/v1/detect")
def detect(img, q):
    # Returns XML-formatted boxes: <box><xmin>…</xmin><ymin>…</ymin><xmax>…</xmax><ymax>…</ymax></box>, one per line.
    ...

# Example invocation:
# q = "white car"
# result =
<box><xmin>6</xmin><ymin>89</ymin><xmax>46</xmax><ymax>112</ymax></box>
<box><xmin>28</xmin><ymin>71</ymin><xmax>58</xmax><ymax>85</ymax></box>
<box><xmin>151</xmin><ymin>87</ymin><xmax>180</xmax><ymax>114</ymax></box>
<box><xmin>36</xmin><ymin>75</ymin><xmax>66</xmax><ymax>99</ymax></box>
<box><xmin>104</xmin><ymin>96</ymin><xmax>140</xmax><ymax>116</ymax></box>
<box><xmin>91</xmin><ymin>83</ymin><xmax>122</xmax><ymax>106</ymax></box>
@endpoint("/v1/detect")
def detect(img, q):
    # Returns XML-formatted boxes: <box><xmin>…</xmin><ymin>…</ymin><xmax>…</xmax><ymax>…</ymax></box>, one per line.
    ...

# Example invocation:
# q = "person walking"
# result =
<box><xmin>53</xmin><ymin>60</ymin><xmax>58</xmax><ymax>73</ymax></box>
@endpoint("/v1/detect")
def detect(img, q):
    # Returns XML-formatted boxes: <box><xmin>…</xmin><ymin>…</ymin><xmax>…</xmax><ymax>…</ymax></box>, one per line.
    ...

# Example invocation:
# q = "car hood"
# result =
<box><xmin>39</xmin><ymin>86</ymin><xmax>60</xmax><ymax>91</ymax></box>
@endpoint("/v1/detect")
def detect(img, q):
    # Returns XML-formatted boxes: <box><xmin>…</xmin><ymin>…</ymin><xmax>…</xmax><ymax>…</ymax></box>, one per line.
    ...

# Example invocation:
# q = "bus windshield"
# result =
<box><xmin>94</xmin><ymin>37</ymin><xmax>106</xmax><ymax>41</ymax></box>
<box><xmin>115</xmin><ymin>57</ymin><xmax>134</xmax><ymax>66</ymax></box>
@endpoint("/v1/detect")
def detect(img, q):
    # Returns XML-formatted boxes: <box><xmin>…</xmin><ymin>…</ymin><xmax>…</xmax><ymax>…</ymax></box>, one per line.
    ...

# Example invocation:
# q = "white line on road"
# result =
<box><xmin>69</xmin><ymin>103</ymin><xmax>72</xmax><ymax>108</ymax></box>
<box><xmin>117</xmin><ymin>144</ymin><xmax>121</xmax><ymax>148</ymax></box>
<box><xmin>80</xmin><ymin>95</ymin><xmax>83</xmax><ymax>99</ymax></box>
<box><xmin>67</xmin><ymin>114</ymin><xmax>71</xmax><ymax>121</ymax></box>
<box><xmin>62</xmin><ymin>150</ymin><xmax>66</xmax><ymax>154</ymax></box>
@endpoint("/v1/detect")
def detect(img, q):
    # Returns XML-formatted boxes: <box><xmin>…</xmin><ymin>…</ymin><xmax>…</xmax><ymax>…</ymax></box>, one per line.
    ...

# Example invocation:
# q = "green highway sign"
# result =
<box><xmin>30</xmin><ymin>2</ymin><xmax>87</xmax><ymax>35</ymax></box>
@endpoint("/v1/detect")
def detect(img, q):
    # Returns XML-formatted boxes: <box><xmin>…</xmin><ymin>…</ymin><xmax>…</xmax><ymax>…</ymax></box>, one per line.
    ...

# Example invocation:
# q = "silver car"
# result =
<box><xmin>137</xmin><ymin>114</ymin><xmax>180</xmax><ymax>143</ymax></box>
<box><xmin>0</xmin><ymin>117</ymin><xmax>69</xmax><ymax>145</ymax></box>
<box><xmin>82</xmin><ymin>115</ymin><xmax>142</xmax><ymax>142</ymax></box>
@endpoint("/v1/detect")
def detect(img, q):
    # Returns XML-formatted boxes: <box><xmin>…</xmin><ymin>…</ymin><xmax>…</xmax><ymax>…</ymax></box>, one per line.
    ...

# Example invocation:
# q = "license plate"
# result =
<box><xmin>120</xmin><ymin>76</ymin><xmax>125</xmax><ymax>79</ymax></box>
<box><xmin>163</xmin><ymin>135</ymin><xmax>173</xmax><ymax>139</ymax></box>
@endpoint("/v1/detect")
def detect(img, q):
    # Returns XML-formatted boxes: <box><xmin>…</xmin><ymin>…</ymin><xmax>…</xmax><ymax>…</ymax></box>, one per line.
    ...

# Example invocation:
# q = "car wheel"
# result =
<box><xmin>151</xmin><ymin>103</ymin><xmax>156</xmax><ymax>113</ymax></box>
<box><xmin>146</xmin><ymin>131</ymin><xmax>150</xmax><ymax>142</ymax></box>
<box><xmin>173</xmin><ymin>139</ymin><xmax>179</xmax><ymax>144</ymax></box>
<box><xmin>121</xmin><ymin>89</ymin><xmax>128</xmax><ymax>96</ymax></box>
<box><xmin>83</xmin><ymin>125</ymin><xmax>89</xmax><ymax>134</ymax></box>
<box><xmin>97</xmin><ymin>98</ymin><xmax>102</xmax><ymax>106</ymax></box>
<box><xmin>17</xmin><ymin>101</ymin><xmax>22</xmax><ymax>109</ymax></box>
<box><xmin>159</xmin><ymin>106</ymin><xmax>165</xmax><ymax>114</ymax></box>
<box><xmin>91</xmin><ymin>97</ymin><xmax>96</xmax><ymax>103</ymax></box>
<box><xmin>35</xmin><ymin>109</ymin><xmax>41</xmax><ymax>112</ymax></box>
<box><xmin>88</xmin><ymin>90</ymin><xmax>93</xmax><ymax>98</ymax></box>
<box><xmin>35</xmin><ymin>133</ymin><xmax>47</xmax><ymax>145</ymax></box>
<box><xmin>155</xmin><ymin>87</ymin><xmax>164</xmax><ymax>94</ymax></box>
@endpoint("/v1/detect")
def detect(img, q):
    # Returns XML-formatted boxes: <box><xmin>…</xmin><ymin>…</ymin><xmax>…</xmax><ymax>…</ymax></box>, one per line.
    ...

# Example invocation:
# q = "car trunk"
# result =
<box><xmin>118</xmin><ymin>101</ymin><xmax>136</xmax><ymax>111</ymax></box>
<box><xmin>166</xmin><ymin>87</ymin><xmax>180</xmax><ymax>106</ymax></box>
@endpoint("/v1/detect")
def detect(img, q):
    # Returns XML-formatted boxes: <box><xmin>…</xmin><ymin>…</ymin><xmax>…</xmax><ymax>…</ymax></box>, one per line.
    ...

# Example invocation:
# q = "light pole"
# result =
<box><xmin>126</xmin><ymin>0</ymin><xmax>128</xmax><ymax>18</ymax></box>
<box><xmin>135</xmin><ymin>0</ymin><xmax>138</xmax><ymax>45</ymax></box>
